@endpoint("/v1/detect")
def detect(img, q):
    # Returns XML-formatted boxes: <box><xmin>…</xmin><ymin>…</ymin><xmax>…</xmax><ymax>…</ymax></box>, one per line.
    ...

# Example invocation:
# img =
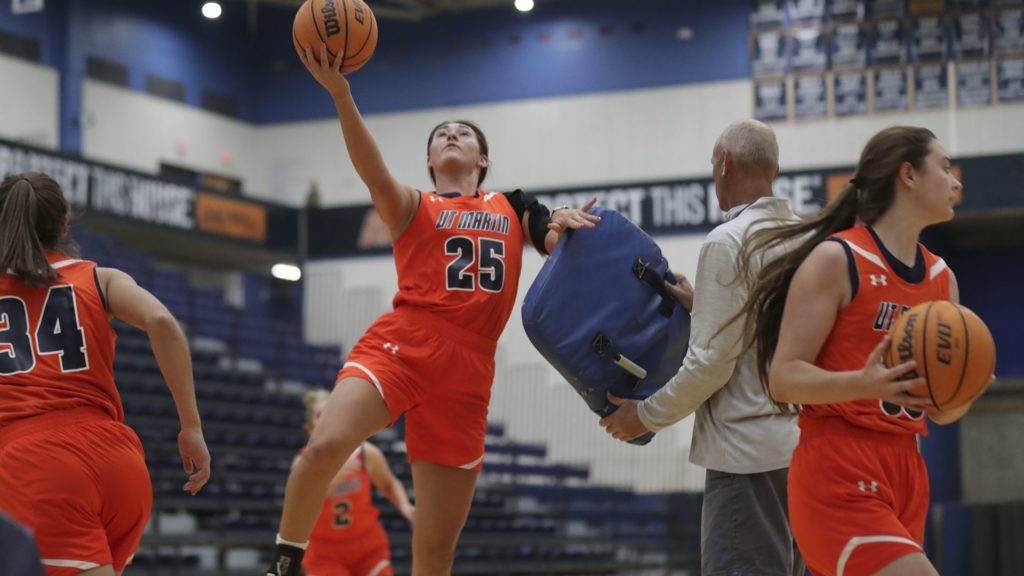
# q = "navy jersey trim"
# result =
<box><xmin>866</xmin><ymin>226</ymin><xmax>925</xmax><ymax>284</ymax></box>
<box><xmin>93</xmin><ymin>266</ymin><xmax>108</xmax><ymax>312</ymax></box>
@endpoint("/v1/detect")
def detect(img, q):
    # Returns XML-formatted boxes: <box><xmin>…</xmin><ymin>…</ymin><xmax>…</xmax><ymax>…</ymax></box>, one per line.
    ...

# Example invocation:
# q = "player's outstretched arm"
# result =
<box><xmin>97</xmin><ymin>267</ymin><xmax>211</xmax><ymax>495</ymax></box>
<box><xmin>298</xmin><ymin>44</ymin><xmax>418</xmax><ymax>235</ymax></box>
<box><xmin>364</xmin><ymin>442</ymin><xmax>415</xmax><ymax>524</ymax></box>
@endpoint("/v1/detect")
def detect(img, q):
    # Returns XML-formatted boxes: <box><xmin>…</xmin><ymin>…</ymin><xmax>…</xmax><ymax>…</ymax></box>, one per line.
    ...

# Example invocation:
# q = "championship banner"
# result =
<box><xmin>787</xmin><ymin>0</ymin><xmax>826</xmax><ymax>23</ymax></box>
<box><xmin>998</xmin><ymin>56</ymin><xmax>1024</xmax><ymax>100</ymax></box>
<box><xmin>752</xmin><ymin>29</ymin><xmax>790</xmax><ymax>76</ymax></box>
<box><xmin>874</xmin><ymin>67</ymin><xmax>910</xmax><ymax>110</ymax></box>
<box><xmin>957</xmin><ymin>60</ymin><xmax>994</xmax><ymax>105</ymax></box>
<box><xmin>872</xmin><ymin>19</ymin><xmax>909</xmax><ymax>66</ymax></box>
<box><xmin>794</xmin><ymin>74</ymin><xmax>828</xmax><ymax>117</ymax></box>
<box><xmin>754</xmin><ymin>78</ymin><xmax>790</xmax><ymax>121</ymax></box>
<box><xmin>832</xmin><ymin>23</ymin><xmax>869</xmax><ymax>69</ymax></box>
<box><xmin>834</xmin><ymin>70</ymin><xmax>870</xmax><ymax>115</ymax></box>
<box><xmin>791</xmin><ymin>27</ymin><xmax>829</xmax><ymax>71</ymax></box>
<box><xmin>994</xmin><ymin>7</ymin><xmax>1024</xmax><ymax>55</ymax></box>
<box><xmin>912</xmin><ymin>15</ymin><xmax>949</xmax><ymax>62</ymax></box>
<box><xmin>869</xmin><ymin>0</ymin><xmax>907</xmax><ymax>18</ymax></box>
<box><xmin>0</xmin><ymin>137</ymin><xmax>269</xmax><ymax>244</ymax></box>
<box><xmin>750</xmin><ymin>0</ymin><xmax>787</xmax><ymax>28</ymax></box>
<box><xmin>954</xmin><ymin>12</ymin><xmax>991</xmax><ymax>59</ymax></box>
<box><xmin>915</xmin><ymin>62</ymin><xmax>951</xmax><ymax>108</ymax></box>
<box><xmin>831</xmin><ymin>0</ymin><xmax>866</xmax><ymax>21</ymax></box>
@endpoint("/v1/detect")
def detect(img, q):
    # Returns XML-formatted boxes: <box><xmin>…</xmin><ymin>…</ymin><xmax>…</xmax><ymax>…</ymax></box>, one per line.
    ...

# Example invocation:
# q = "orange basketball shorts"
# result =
<box><xmin>788</xmin><ymin>417</ymin><xmax>929</xmax><ymax>576</ymax></box>
<box><xmin>304</xmin><ymin>527</ymin><xmax>392</xmax><ymax>576</ymax></box>
<box><xmin>0</xmin><ymin>407</ymin><xmax>152</xmax><ymax>575</ymax></box>
<box><xmin>337</xmin><ymin>305</ymin><xmax>496</xmax><ymax>472</ymax></box>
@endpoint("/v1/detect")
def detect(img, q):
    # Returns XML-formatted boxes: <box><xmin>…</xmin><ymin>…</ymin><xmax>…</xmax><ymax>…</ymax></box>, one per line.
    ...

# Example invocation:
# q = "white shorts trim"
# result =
<box><xmin>458</xmin><ymin>453</ymin><xmax>485</xmax><ymax>470</ymax></box>
<box><xmin>836</xmin><ymin>535</ymin><xmax>921</xmax><ymax>576</ymax></box>
<box><xmin>341</xmin><ymin>361</ymin><xmax>385</xmax><ymax>400</ymax></box>
<box><xmin>42</xmin><ymin>558</ymin><xmax>102</xmax><ymax>569</ymax></box>
<box><xmin>366</xmin><ymin>558</ymin><xmax>391</xmax><ymax>576</ymax></box>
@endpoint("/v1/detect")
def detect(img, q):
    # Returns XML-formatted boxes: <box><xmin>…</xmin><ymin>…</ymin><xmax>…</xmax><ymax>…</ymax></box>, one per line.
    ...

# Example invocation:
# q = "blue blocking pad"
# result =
<box><xmin>522</xmin><ymin>207</ymin><xmax>691</xmax><ymax>445</ymax></box>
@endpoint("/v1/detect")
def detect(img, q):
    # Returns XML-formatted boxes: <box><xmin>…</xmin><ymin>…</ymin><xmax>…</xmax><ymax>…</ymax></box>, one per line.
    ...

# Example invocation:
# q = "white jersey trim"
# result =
<box><xmin>836</xmin><ymin>535</ymin><xmax>921</xmax><ymax>576</ymax></box>
<box><xmin>458</xmin><ymin>453</ymin><xmax>485</xmax><ymax>470</ymax></box>
<box><xmin>367</xmin><ymin>559</ymin><xmax>392</xmax><ymax>576</ymax></box>
<box><xmin>929</xmin><ymin>258</ymin><xmax>949</xmax><ymax>280</ymax></box>
<box><xmin>42</xmin><ymin>559</ymin><xmax>102</xmax><ymax>569</ymax></box>
<box><xmin>341</xmin><ymin>362</ymin><xmax>385</xmax><ymax>400</ymax></box>
<box><xmin>50</xmin><ymin>259</ymin><xmax>85</xmax><ymax>269</ymax></box>
<box><xmin>841</xmin><ymin>239</ymin><xmax>886</xmax><ymax>271</ymax></box>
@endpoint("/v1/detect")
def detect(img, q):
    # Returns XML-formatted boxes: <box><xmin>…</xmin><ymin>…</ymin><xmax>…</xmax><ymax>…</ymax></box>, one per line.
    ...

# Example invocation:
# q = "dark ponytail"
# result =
<box><xmin>731</xmin><ymin>126</ymin><xmax>937</xmax><ymax>407</ymax></box>
<box><xmin>0</xmin><ymin>172</ymin><xmax>76</xmax><ymax>286</ymax></box>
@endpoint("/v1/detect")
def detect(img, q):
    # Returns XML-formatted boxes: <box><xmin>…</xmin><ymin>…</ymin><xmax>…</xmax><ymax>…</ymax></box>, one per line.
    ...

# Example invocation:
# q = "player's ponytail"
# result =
<box><xmin>0</xmin><ymin>172</ymin><xmax>75</xmax><ymax>286</ymax></box>
<box><xmin>730</xmin><ymin>126</ymin><xmax>937</xmax><ymax>408</ymax></box>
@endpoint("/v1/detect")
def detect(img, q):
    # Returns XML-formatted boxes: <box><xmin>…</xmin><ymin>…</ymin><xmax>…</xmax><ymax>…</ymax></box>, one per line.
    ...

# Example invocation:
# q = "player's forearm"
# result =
<box><xmin>769</xmin><ymin>359</ymin><xmax>865</xmax><ymax>405</ymax></box>
<box><xmin>382</xmin><ymin>480</ymin><xmax>412</xmax><ymax>512</ymax></box>
<box><xmin>332</xmin><ymin>92</ymin><xmax>393</xmax><ymax>191</ymax></box>
<box><xmin>146</xmin><ymin>314</ymin><xmax>201</xmax><ymax>429</ymax></box>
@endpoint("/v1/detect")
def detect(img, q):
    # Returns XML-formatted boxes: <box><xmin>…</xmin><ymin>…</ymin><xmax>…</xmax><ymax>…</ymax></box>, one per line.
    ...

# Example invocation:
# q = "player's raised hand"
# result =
<box><xmin>178</xmin><ymin>427</ymin><xmax>211</xmax><ymax>495</ymax></box>
<box><xmin>548</xmin><ymin>196</ymin><xmax>601</xmax><ymax>233</ymax></box>
<box><xmin>299</xmin><ymin>43</ymin><xmax>352</xmax><ymax>98</ymax></box>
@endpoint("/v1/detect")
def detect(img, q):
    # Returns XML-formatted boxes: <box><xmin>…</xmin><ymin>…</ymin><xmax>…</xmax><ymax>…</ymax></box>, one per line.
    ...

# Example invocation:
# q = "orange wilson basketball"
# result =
<box><xmin>293</xmin><ymin>0</ymin><xmax>378</xmax><ymax>74</ymax></box>
<box><xmin>886</xmin><ymin>300</ymin><xmax>996</xmax><ymax>411</ymax></box>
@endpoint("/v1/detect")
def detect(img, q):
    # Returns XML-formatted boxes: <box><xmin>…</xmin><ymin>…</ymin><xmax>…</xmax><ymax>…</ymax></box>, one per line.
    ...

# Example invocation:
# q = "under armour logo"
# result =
<box><xmin>274</xmin><ymin>557</ymin><xmax>291</xmax><ymax>576</ymax></box>
<box><xmin>858</xmin><ymin>480</ymin><xmax>879</xmax><ymax>493</ymax></box>
<box><xmin>429</xmin><ymin>195</ymin><xmax>443</xmax><ymax>203</ymax></box>
<box><xmin>869</xmin><ymin>274</ymin><xmax>888</xmax><ymax>286</ymax></box>
<box><xmin>483</xmin><ymin>192</ymin><xmax>497</xmax><ymax>202</ymax></box>
<box><xmin>383</xmin><ymin>342</ymin><xmax>399</xmax><ymax>354</ymax></box>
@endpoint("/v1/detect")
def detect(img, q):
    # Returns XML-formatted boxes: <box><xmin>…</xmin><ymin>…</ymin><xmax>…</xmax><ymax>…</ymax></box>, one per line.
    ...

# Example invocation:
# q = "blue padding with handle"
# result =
<box><xmin>522</xmin><ymin>207</ymin><xmax>691</xmax><ymax>445</ymax></box>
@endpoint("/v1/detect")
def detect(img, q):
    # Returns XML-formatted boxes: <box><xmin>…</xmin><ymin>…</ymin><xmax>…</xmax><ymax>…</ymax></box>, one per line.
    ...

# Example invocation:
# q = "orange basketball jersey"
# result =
<box><xmin>806</xmin><ymin>225</ymin><xmax>951</xmax><ymax>435</ymax></box>
<box><xmin>309</xmin><ymin>446</ymin><xmax>384</xmax><ymax>544</ymax></box>
<box><xmin>392</xmin><ymin>190</ymin><xmax>524</xmax><ymax>341</ymax></box>
<box><xmin>0</xmin><ymin>253</ymin><xmax>122</xmax><ymax>427</ymax></box>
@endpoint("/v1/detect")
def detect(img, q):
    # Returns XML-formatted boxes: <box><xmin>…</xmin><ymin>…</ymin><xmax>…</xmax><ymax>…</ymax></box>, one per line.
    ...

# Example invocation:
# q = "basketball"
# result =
<box><xmin>293</xmin><ymin>0</ymin><xmax>378</xmax><ymax>74</ymax></box>
<box><xmin>886</xmin><ymin>300</ymin><xmax>996</xmax><ymax>411</ymax></box>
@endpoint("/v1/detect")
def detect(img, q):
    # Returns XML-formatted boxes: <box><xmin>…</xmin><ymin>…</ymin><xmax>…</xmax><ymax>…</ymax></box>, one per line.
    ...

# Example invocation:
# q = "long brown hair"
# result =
<box><xmin>427</xmin><ymin>120</ymin><xmax>490</xmax><ymax>186</ymax></box>
<box><xmin>0</xmin><ymin>172</ymin><xmax>77</xmax><ymax>286</ymax></box>
<box><xmin>736</xmin><ymin>126</ymin><xmax>937</xmax><ymax>405</ymax></box>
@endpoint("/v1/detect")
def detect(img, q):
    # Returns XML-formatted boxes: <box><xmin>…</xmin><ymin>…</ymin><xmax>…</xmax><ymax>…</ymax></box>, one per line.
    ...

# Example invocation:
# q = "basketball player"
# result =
<box><xmin>738</xmin><ymin>127</ymin><xmax>987</xmax><ymax>576</ymax></box>
<box><xmin>299</xmin><ymin>389</ymin><xmax>414</xmax><ymax>576</ymax></box>
<box><xmin>0</xmin><ymin>173</ymin><xmax>211</xmax><ymax>576</ymax></box>
<box><xmin>266</xmin><ymin>44</ymin><xmax>600</xmax><ymax>576</ymax></box>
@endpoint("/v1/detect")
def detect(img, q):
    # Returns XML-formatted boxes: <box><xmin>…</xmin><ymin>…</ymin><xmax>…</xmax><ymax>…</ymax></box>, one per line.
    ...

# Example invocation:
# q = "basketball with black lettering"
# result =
<box><xmin>293</xmin><ymin>0</ymin><xmax>378</xmax><ymax>74</ymax></box>
<box><xmin>885</xmin><ymin>301</ymin><xmax>996</xmax><ymax>411</ymax></box>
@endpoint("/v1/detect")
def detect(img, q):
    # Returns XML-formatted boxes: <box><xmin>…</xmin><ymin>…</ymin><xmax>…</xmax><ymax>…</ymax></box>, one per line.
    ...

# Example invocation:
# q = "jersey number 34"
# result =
<box><xmin>0</xmin><ymin>285</ymin><xmax>89</xmax><ymax>376</ymax></box>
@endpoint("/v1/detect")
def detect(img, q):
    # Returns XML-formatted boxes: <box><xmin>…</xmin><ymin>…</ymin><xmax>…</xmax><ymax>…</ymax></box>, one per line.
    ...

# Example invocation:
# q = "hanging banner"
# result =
<box><xmin>791</xmin><ymin>27</ymin><xmax>829</xmax><ymax>70</ymax></box>
<box><xmin>994</xmin><ymin>8</ymin><xmax>1024</xmax><ymax>55</ymax></box>
<box><xmin>872</xmin><ymin>19</ymin><xmax>909</xmax><ymax>65</ymax></box>
<box><xmin>754</xmin><ymin>78</ymin><xmax>790</xmax><ymax>120</ymax></box>
<box><xmin>794</xmin><ymin>74</ymin><xmax>829</xmax><ymax>117</ymax></box>
<box><xmin>869</xmin><ymin>0</ymin><xmax>908</xmax><ymax>18</ymax></box>
<box><xmin>787</xmin><ymin>0</ymin><xmax>827</xmax><ymax>22</ymax></box>
<box><xmin>750</xmin><ymin>0</ymin><xmax>787</xmax><ymax>28</ymax></box>
<box><xmin>954</xmin><ymin>12</ymin><xmax>991</xmax><ymax>59</ymax></box>
<box><xmin>998</xmin><ymin>56</ymin><xmax>1024</xmax><ymax>100</ymax></box>
<box><xmin>832</xmin><ymin>23</ymin><xmax>869</xmax><ymax>69</ymax></box>
<box><xmin>875</xmin><ymin>67</ymin><xmax>910</xmax><ymax>110</ymax></box>
<box><xmin>834</xmin><ymin>71</ymin><xmax>870</xmax><ymax>115</ymax></box>
<box><xmin>831</xmin><ymin>0</ymin><xmax>866</xmax><ymax>20</ymax></box>
<box><xmin>752</xmin><ymin>29</ymin><xmax>790</xmax><ymax>76</ymax></box>
<box><xmin>915</xmin><ymin>62</ymin><xmax>951</xmax><ymax>108</ymax></box>
<box><xmin>912</xmin><ymin>15</ymin><xmax>949</xmax><ymax>61</ymax></box>
<box><xmin>957</xmin><ymin>60</ymin><xmax>993</xmax><ymax>105</ymax></box>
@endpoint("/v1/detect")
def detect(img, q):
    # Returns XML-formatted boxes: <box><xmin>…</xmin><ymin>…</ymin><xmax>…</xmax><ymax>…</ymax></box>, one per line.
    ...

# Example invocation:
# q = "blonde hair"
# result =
<box><xmin>303</xmin><ymin>389</ymin><xmax>330</xmax><ymax>426</ymax></box>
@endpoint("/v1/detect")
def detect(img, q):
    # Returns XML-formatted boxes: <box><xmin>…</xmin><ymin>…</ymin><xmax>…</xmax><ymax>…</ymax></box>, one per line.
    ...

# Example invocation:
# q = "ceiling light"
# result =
<box><xmin>515</xmin><ymin>0</ymin><xmax>534</xmax><ymax>13</ymax></box>
<box><xmin>272</xmin><ymin>263</ymin><xmax>302</xmax><ymax>282</ymax></box>
<box><xmin>202</xmin><ymin>2</ymin><xmax>222</xmax><ymax>19</ymax></box>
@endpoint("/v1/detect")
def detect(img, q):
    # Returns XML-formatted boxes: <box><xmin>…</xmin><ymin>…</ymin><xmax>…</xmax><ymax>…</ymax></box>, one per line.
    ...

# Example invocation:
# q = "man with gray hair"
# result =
<box><xmin>601</xmin><ymin>119</ymin><xmax>803</xmax><ymax>575</ymax></box>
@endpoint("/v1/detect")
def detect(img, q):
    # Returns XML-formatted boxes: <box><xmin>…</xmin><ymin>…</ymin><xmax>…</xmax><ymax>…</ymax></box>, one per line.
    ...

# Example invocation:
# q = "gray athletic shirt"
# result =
<box><xmin>637</xmin><ymin>196</ymin><xmax>800</xmax><ymax>474</ymax></box>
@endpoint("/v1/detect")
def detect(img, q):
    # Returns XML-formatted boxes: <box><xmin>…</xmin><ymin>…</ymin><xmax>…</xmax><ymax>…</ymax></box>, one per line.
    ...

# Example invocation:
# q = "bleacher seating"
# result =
<box><xmin>74</xmin><ymin>227</ymin><xmax>699</xmax><ymax>575</ymax></box>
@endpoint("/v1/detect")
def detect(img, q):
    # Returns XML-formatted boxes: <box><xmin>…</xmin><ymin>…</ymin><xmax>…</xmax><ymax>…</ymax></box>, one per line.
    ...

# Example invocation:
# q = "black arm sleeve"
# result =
<box><xmin>503</xmin><ymin>189</ymin><xmax>552</xmax><ymax>255</ymax></box>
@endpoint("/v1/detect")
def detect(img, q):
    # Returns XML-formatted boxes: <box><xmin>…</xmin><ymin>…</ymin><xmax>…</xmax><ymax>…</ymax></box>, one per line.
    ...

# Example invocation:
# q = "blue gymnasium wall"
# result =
<box><xmin>0</xmin><ymin>0</ymin><xmax>751</xmax><ymax>130</ymax></box>
<box><xmin>250</xmin><ymin>0</ymin><xmax>751</xmax><ymax>122</ymax></box>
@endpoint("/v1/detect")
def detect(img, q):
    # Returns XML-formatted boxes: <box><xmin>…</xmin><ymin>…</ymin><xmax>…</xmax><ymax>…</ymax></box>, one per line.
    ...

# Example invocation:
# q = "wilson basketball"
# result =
<box><xmin>886</xmin><ymin>301</ymin><xmax>996</xmax><ymax>411</ymax></box>
<box><xmin>293</xmin><ymin>0</ymin><xmax>378</xmax><ymax>74</ymax></box>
